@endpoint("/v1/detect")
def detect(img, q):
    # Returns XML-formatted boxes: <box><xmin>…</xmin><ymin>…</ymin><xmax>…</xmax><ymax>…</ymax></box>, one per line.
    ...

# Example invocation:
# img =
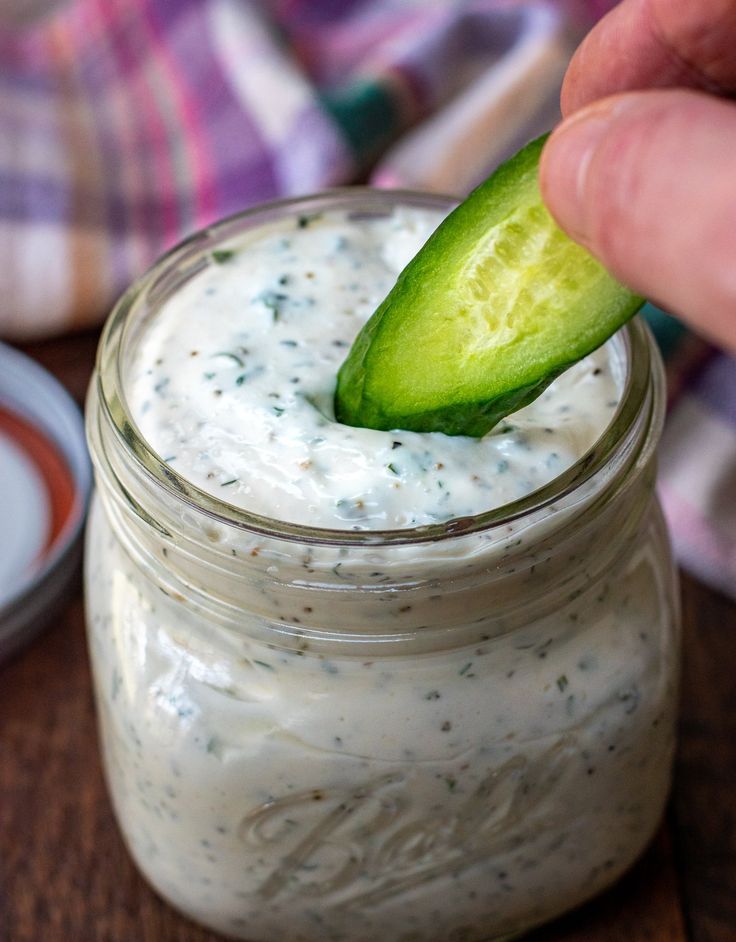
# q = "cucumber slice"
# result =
<box><xmin>334</xmin><ymin>134</ymin><xmax>644</xmax><ymax>438</ymax></box>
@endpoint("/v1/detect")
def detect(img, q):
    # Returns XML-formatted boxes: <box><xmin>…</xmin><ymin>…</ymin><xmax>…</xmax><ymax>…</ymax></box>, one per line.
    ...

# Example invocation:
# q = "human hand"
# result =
<box><xmin>540</xmin><ymin>0</ymin><xmax>736</xmax><ymax>352</ymax></box>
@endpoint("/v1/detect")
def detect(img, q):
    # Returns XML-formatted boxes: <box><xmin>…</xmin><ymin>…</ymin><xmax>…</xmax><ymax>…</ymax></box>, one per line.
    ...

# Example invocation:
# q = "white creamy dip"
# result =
<box><xmin>85</xmin><ymin>197</ymin><xmax>679</xmax><ymax>942</ymax></box>
<box><xmin>126</xmin><ymin>208</ymin><xmax>620</xmax><ymax>529</ymax></box>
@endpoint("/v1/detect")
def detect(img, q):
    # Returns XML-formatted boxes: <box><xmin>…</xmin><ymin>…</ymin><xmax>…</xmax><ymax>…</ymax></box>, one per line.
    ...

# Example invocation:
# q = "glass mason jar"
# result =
<box><xmin>85</xmin><ymin>190</ymin><xmax>680</xmax><ymax>942</ymax></box>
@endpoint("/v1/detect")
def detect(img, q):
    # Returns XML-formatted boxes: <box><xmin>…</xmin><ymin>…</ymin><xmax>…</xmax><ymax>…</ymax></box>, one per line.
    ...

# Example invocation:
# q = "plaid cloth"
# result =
<box><xmin>1</xmin><ymin>0</ymin><xmax>734</xmax><ymax>597</ymax></box>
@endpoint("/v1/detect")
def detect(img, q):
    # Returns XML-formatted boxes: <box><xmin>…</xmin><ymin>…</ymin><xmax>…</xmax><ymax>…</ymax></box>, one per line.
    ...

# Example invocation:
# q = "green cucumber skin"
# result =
<box><xmin>335</xmin><ymin>135</ymin><xmax>644</xmax><ymax>437</ymax></box>
<box><xmin>339</xmin><ymin>364</ymin><xmax>567</xmax><ymax>438</ymax></box>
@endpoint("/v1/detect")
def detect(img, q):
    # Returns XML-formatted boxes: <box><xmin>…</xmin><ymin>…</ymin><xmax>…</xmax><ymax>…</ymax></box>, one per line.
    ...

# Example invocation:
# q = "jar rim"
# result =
<box><xmin>96</xmin><ymin>187</ymin><xmax>662</xmax><ymax>548</ymax></box>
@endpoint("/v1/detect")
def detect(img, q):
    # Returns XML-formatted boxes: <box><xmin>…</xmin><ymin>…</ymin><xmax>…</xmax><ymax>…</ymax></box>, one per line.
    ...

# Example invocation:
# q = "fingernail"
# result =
<box><xmin>541</xmin><ymin>101</ymin><xmax>620</xmax><ymax>241</ymax></box>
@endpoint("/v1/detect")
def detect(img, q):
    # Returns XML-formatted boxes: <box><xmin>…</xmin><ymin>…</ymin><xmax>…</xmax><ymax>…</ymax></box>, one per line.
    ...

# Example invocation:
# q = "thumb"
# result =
<box><xmin>540</xmin><ymin>89</ymin><xmax>736</xmax><ymax>352</ymax></box>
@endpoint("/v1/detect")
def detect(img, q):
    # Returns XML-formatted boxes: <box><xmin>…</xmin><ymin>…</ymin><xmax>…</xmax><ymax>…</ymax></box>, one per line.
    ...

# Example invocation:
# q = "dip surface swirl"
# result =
<box><xmin>127</xmin><ymin>207</ymin><xmax>620</xmax><ymax>529</ymax></box>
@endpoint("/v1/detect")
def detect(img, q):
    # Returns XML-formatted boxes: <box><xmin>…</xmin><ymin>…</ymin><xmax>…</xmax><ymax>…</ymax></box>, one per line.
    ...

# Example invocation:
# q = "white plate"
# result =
<box><xmin>0</xmin><ymin>342</ymin><xmax>91</xmax><ymax>662</ymax></box>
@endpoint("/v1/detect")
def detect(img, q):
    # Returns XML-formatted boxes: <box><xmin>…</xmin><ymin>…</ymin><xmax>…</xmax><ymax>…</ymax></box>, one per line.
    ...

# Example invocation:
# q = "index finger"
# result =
<box><xmin>562</xmin><ymin>0</ymin><xmax>736</xmax><ymax>116</ymax></box>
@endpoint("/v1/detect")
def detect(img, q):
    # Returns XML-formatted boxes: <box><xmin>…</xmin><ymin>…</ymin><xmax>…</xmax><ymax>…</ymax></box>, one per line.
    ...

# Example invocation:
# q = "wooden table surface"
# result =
<box><xmin>2</xmin><ymin>331</ymin><xmax>735</xmax><ymax>942</ymax></box>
